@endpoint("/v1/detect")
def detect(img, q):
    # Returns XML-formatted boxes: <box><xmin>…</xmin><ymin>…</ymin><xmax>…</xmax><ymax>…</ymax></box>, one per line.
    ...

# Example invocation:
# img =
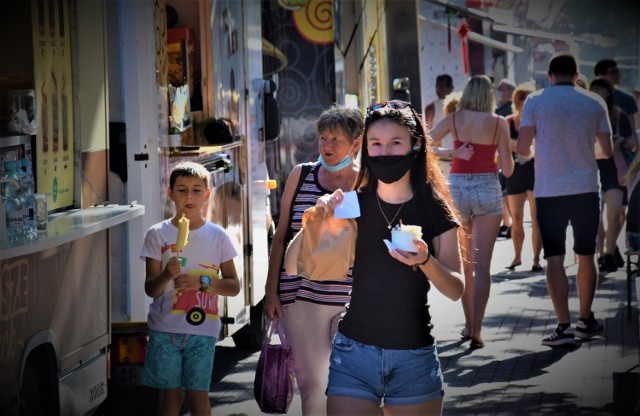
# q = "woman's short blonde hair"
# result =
<box><xmin>456</xmin><ymin>75</ymin><xmax>494</xmax><ymax>113</ymax></box>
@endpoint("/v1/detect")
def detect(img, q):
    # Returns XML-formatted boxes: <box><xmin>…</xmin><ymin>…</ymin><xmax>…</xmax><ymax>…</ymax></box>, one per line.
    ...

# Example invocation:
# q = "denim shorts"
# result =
<box><xmin>326</xmin><ymin>332</ymin><xmax>444</xmax><ymax>406</ymax></box>
<box><xmin>142</xmin><ymin>329</ymin><xmax>216</xmax><ymax>391</ymax></box>
<box><xmin>448</xmin><ymin>173</ymin><xmax>503</xmax><ymax>222</ymax></box>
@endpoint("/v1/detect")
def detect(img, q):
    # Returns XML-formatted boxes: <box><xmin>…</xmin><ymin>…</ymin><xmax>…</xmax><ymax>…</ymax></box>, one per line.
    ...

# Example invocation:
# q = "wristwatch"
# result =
<box><xmin>199</xmin><ymin>275</ymin><xmax>213</xmax><ymax>292</ymax></box>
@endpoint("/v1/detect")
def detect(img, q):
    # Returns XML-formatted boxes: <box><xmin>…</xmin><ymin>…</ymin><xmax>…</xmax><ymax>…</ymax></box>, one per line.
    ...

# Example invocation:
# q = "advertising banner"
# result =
<box><xmin>32</xmin><ymin>0</ymin><xmax>74</xmax><ymax>210</ymax></box>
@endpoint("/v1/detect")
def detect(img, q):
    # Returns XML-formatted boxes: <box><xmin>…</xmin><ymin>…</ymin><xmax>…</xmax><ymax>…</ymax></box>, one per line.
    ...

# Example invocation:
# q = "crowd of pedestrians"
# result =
<box><xmin>137</xmin><ymin>50</ymin><xmax>639</xmax><ymax>415</ymax></box>
<box><xmin>266</xmin><ymin>52</ymin><xmax>638</xmax><ymax>415</ymax></box>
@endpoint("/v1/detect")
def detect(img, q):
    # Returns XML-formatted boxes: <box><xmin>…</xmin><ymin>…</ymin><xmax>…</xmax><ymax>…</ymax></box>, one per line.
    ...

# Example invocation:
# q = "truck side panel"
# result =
<box><xmin>0</xmin><ymin>231</ymin><xmax>110</xmax><ymax>414</ymax></box>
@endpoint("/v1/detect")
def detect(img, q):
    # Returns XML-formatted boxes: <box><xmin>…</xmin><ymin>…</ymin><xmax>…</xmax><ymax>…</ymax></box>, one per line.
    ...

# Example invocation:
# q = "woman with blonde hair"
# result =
<box><xmin>505</xmin><ymin>82</ymin><xmax>543</xmax><ymax>271</ymax></box>
<box><xmin>430</xmin><ymin>75</ymin><xmax>514</xmax><ymax>349</ymax></box>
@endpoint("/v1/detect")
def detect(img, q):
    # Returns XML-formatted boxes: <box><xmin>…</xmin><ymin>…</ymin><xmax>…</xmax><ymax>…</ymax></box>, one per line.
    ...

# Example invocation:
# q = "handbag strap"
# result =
<box><xmin>265</xmin><ymin>317</ymin><xmax>290</xmax><ymax>348</ymax></box>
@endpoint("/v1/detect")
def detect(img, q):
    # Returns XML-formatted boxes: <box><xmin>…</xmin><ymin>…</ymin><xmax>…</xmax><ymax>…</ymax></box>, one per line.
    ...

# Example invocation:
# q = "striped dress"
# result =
<box><xmin>278</xmin><ymin>162</ymin><xmax>353</xmax><ymax>306</ymax></box>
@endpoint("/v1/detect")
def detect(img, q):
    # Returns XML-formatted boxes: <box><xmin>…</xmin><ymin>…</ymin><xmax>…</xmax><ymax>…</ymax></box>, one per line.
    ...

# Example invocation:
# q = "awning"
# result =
<box><xmin>420</xmin><ymin>16</ymin><xmax>523</xmax><ymax>53</ymax></box>
<box><xmin>423</xmin><ymin>0</ymin><xmax>493</xmax><ymax>21</ymax></box>
<box><xmin>492</xmin><ymin>24</ymin><xmax>617</xmax><ymax>48</ymax></box>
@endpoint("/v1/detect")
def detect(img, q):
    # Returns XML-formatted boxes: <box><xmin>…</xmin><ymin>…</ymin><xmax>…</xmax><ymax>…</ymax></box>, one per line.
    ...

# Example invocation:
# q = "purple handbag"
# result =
<box><xmin>254</xmin><ymin>318</ymin><xmax>295</xmax><ymax>414</ymax></box>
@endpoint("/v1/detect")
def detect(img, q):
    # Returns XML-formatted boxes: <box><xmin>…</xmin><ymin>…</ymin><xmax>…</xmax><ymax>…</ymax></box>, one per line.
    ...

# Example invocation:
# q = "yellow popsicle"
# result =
<box><xmin>175</xmin><ymin>213</ymin><xmax>190</xmax><ymax>252</ymax></box>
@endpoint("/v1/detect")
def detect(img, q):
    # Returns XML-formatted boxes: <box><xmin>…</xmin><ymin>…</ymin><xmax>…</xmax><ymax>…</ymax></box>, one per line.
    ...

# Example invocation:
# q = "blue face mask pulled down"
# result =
<box><xmin>318</xmin><ymin>154</ymin><xmax>352</xmax><ymax>172</ymax></box>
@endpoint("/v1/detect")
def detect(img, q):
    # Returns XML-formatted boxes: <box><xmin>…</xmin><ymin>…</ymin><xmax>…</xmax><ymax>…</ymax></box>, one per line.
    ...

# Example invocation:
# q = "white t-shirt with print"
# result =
<box><xmin>140</xmin><ymin>219</ymin><xmax>238</xmax><ymax>337</ymax></box>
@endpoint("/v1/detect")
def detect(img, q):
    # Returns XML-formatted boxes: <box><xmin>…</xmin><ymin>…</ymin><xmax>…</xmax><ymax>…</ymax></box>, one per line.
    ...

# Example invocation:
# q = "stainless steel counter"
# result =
<box><xmin>0</xmin><ymin>203</ymin><xmax>145</xmax><ymax>260</ymax></box>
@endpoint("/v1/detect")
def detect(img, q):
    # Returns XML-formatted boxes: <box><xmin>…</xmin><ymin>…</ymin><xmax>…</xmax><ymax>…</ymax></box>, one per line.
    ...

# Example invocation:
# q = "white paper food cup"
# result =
<box><xmin>391</xmin><ymin>229</ymin><xmax>419</xmax><ymax>252</ymax></box>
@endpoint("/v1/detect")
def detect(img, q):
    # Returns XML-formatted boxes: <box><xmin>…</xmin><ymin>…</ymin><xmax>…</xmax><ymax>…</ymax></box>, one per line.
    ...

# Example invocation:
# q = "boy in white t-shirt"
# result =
<box><xmin>140</xmin><ymin>161</ymin><xmax>240</xmax><ymax>415</ymax></box>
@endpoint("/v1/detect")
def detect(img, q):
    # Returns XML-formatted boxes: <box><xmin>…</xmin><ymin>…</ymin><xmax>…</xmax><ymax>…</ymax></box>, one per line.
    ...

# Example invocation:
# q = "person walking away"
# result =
<box><xmin>495</xmin><ymin>79</ymin><xmax>517</xmax><ymax>239</ymax></box>
<box><xmin>504</xmin><ymin>82</ymin><xmax>542</xmax><ymax>272</ymax></box>
<box><xmin>595</xmin><ymin>59</ymin><xmax>639</xmax><ymax>265</ymax></box>
<box><xmin>517</xmin><ymin>52</ymin><xmax>613</xmax><ymax>347</ymax></box>
<box><xmin>425</xmin><ymin>74</ymin><xmax>455</xmax><ymax>176</ymax></box>
<box><xmin>594</xmin><ymin>59</ymin><xmax>638</xmax><ymax>135</ymax></box>
<box><xmin>613</xmin><ymin>147</ymin><xmax>640</xmax><ymax>253</ymax></box>
<box><xmin>140</xmin><ymin>161</ymin><xmax>241</xmax><ymax>415</ymax></box>
<box><xmin>589</xmin><ymin>77</ymin><xmax>634</xmax><ymax>272</ymax></box>
<box><xmin>264</xmin><ymin>105</ymin><xmax>364</xmax><ymax>415</ymax></box>
<box><xmin>495</xmin><ymin>78</ymin><xmax>516</xmax><ymax>117</ymax></box>
<box><xmin>317</xmin><ymin>100</ymin><xmax>464</xmax><ymax>415</ymax></box>
<box><xmin>430</xmin><ymin>75</ymin><xmax>514</xmax><ymax>349</ymax></box>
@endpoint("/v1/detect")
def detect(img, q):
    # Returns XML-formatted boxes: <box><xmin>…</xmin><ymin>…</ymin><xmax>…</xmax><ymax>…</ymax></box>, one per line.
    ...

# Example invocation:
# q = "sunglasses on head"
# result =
<box><xmin>367</xmin><ymin>100</ymin><xmax>413</xmax><ymax>114</ymax></box>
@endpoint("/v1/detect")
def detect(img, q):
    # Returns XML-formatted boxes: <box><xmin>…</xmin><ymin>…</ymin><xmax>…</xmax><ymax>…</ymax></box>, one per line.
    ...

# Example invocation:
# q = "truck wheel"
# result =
<box><xmin>232</xmin><ymin>299</ymin><xmax>266</xmax><ymax>350</ymax></box>
<box><xmin>19</xmin><ymin>363</ymin><xmax>43</xmax><ymax>416</ymax></box>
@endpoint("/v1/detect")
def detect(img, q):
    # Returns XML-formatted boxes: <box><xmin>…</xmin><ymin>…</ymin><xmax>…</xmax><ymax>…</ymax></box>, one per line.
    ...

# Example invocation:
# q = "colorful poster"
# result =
<box><xmin>32</xmin><ymin>0</ymin><xmax>74</xmax><ymax>210</ymax></box>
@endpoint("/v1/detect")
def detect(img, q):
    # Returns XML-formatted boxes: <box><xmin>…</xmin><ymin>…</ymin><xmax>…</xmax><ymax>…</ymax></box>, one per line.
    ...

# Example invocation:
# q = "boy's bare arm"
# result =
<box><xmin>212</xmin><ymin>259</ymin><xmax>241</xmax><ymax>296</ymax></box>
<box><xmin>144</xmin><ymin>257</ymin><xmax>180</xmax><ymax>298</ymax></box>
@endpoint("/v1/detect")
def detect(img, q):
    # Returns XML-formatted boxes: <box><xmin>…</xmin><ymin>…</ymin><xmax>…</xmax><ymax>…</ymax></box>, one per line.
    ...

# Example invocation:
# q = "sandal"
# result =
<box><xmin>506</xmin><ymin>261</ymin><xmax>521</xmax><ymax>270</ymax></box>
<box><xmin>469</xmin><ymin>339</ymin><xmax>485</xmax><ymax>349</ymax></box>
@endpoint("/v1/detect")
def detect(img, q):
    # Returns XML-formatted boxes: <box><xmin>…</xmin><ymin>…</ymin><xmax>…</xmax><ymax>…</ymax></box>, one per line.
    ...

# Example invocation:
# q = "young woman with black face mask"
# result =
<box><xmin>316</xmin><ymin>100</ymin><xmax>464</xmax><ymax>415</ymax></box>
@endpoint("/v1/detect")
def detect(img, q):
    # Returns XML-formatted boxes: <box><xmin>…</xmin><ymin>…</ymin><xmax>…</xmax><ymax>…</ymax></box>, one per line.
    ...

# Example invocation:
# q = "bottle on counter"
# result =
<box><xmin>21</xmin><ymin>158</ymin><xmax>37</xmax><ymax>238</ymax></box>
<box><xmin>1</xmin><ymin>160</ymin><xmax>25</xmax><ymax>242</ymax></box>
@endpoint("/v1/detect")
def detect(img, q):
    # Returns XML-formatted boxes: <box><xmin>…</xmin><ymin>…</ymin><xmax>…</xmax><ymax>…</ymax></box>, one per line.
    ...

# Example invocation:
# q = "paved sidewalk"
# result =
<box><xmin>210</xmin><ymin>224</ymin><xmax>640</xmax><ymax>415</ymax></box>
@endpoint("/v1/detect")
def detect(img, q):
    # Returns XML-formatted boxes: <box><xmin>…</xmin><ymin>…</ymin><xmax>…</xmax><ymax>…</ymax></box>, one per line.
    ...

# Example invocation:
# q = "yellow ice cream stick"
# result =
<box><xmin>175</xmin><ymin>213</ymin><xmax>190</xmax><ymax>256</ymax></box>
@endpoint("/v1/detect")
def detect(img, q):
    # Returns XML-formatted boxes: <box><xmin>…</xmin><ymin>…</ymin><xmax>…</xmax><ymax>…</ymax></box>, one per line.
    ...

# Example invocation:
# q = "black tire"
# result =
<box><xmin>19</xmin><ymin>363</ymin><xmax>43</xmax><ymax>416</ymax></box>
<box><xmin>232</xmin><ymin>299</ymin><xmax>266</xmax><ymax>350</ymax></box>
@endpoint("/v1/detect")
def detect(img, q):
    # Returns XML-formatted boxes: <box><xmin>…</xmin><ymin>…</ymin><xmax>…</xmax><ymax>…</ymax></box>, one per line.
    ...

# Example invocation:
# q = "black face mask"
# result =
<box><xmin>367</xmin><ymin>152</ymin><xmax>416</xmax><ymax>184</ymax></box>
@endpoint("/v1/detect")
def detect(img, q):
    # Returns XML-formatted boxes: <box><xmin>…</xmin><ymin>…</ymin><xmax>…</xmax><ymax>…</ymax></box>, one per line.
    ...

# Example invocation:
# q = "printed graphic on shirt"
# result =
<box><xmin>160</xmin><ymin>243</ymin><xmax>221</xmax><ymax>326</ymax></box>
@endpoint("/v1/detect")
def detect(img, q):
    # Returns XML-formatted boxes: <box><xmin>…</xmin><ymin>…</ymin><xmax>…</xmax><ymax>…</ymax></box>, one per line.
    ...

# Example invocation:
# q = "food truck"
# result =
<box><xmin>0</xmin><ymin>2</ymin><xmax>145</xmax><ymax>415</ymax></box>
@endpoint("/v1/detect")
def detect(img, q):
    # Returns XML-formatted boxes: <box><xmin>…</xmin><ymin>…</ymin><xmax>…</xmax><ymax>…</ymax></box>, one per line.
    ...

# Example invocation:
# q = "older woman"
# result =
<box><xmin>430</xmin><ymin>75</ymin><xmax>514</xmax><ymax>349</ymax></box>
<box><xmin>264</xmin><ymin>105</ymin><xmax>363</xmax><ymax>415</ymax></box>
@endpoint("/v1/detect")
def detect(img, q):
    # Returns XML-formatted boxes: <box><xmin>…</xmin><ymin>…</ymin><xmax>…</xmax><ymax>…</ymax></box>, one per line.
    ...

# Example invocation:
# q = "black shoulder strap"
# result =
<box><xmin>286</xmin><ymin>162</ymin><xmax>314</xmax><ymax>242</ymax></box>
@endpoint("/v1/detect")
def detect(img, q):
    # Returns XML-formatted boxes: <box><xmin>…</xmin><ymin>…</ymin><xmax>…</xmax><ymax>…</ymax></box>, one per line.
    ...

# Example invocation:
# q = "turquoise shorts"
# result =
<box><xmin>141</xmin><ymin>329</ymin><xmax>217</xmax><ymax>391</ymax></box>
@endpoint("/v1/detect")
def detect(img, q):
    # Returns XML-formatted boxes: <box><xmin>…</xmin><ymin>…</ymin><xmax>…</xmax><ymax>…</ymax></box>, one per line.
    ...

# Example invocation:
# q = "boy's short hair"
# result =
<box><xmin>548</xmin><ymin>52</ymin><xmax>577</xmax><ymax>77</ymax></box>
<box><xmin>170</xmin><ymin>161</ymin><xmax>210</xmax><ymax>189</ymax></box>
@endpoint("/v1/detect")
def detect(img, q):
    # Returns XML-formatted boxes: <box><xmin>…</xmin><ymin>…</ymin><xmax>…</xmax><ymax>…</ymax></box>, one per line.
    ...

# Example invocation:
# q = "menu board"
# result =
<box><xmin>31</xmin><ymin>0</ymin><xmax>74</xmax><ymax>210</ymax></box>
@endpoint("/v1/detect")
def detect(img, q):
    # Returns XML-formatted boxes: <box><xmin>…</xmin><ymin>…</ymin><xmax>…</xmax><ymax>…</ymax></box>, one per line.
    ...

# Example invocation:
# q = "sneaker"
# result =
<box><xmin>575</xmin><ymin>317</ymin><xmax>605</xmax><ymax>340</ymax></box>
<box><xmin>599</xmin><ymin>254</ymin><xmax>617</xmax><ymax>273</ymax></box>
<box><xmin>614</xmin><ymin>246</ymin><xmax>624</xmax><ymax>268</ymax></box>
<box><xmin>542</xmin><ymin>325</ymin><xmax>576</xmax><ymax>346</ymax></box>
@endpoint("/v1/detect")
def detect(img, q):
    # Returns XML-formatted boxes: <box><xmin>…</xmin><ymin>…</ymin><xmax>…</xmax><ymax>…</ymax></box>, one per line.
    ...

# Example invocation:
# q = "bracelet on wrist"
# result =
<box><xmin>412</xmin><ymin>251</ymin><xmax>431</xmax><ymax>271</ymax></box>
